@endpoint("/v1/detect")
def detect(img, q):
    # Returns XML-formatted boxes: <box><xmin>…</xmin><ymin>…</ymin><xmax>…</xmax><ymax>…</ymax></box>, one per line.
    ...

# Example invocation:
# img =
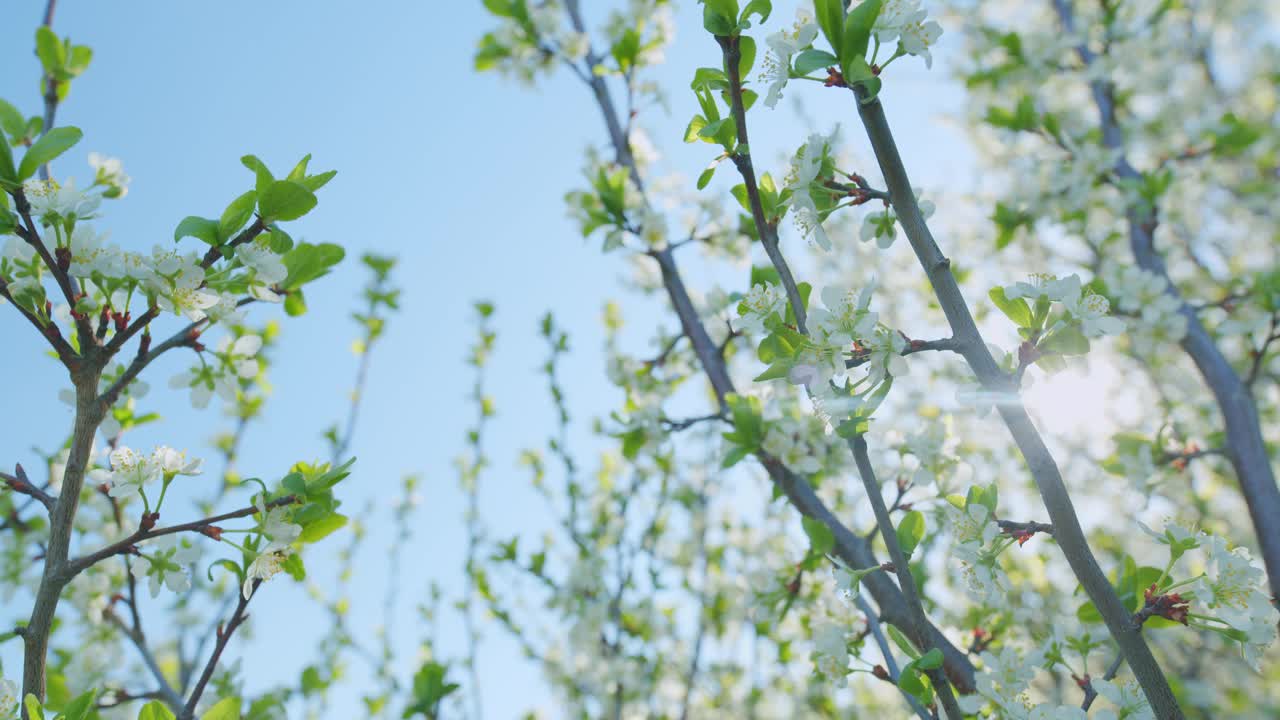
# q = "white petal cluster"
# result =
<box><xmin>761</xmin><ymin>414</ymin><xmax>845</xmax><ymax>476</ymax></box>
<box><xmin>169</xmin><ymin>334</ymin><xmax>263</xmax><ymax>408</ymax></box>
<box><xmin>735</xmin><ymin>283</ymin><xmax>786</xmax><ymax>336</ymax></box>
<box><xmin>871</xmin><ymin>1</ymin><xmax>944</xmax><ymax>68</ymax></box>
<box><xmin>761</xmin><ymin>10</ymin><xmax>819</xmax><ymax>108</ymax></box>
<box><xmin>105</xmin><ymin>445</ymin><xmax>203</xmax><ymax>500</ymax></box>
<box><xmin>133</xmin><ymin>534</ymin><xmax>200</xmax><ymax>597</ymax></box>
<box><xmin>1106</xmin><ymin>265</ymin><xmax>1188</xmax><ymax>346</ymax></box>
<box><xmin>785</xmin><ymin>134</ymin><xmax>834</xmax><ymax>250</ymax></box>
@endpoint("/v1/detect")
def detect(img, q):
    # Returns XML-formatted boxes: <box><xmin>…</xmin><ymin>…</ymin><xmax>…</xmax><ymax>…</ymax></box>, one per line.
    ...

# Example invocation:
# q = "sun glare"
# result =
<box><xmin>1022</xmin><ymin>358</ymin><xmax>1131</xmax><ymax>451</ymax></box>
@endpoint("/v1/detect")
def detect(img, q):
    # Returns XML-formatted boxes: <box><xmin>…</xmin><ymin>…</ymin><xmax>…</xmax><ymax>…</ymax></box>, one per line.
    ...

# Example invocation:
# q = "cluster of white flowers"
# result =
<box><xmin>807</xmin><ymin>568</ymin><xmax>869</xmax><ymax>680</ymax></box>
<box><xmin>242</xmin><ymin>495</ymin><xmax>303</xmax><ymax>600</ymax></box>
<box><xmin>785</xmin><ymin>133</ymin><xmax>834</xmax><ymax>251</ymax></box>
<box><xmin>761</xmin><ymin>9</ymin><xmax>819</xmax><ymax>108</ymax></box>
<box><xmin>1004</xmin><ymin>272</ymin><xmax>1127</xmax><ymax>338</ymax></box>
<box><xmin>1193</xmin><ymin>534</ymin><xmax>1278</xmax><ymax>669</ymax></box>
<box><xmin>871</xmin><ymin>1</ymin><xmax>944</xmax><ymax>68</ymax></box>
<box><xmin>1106</xmin><ymin>265</ymin><xmax>1189</xmax><ymax>347</ymax></box>
<box><xmin>810</xmin><ymin>284</ymin><xmax>878</xmax><ymax>348</ymax></box>
<box><xmin>23</xmin><ymin>177</ymin><xmax>101</xmax><ymax>225</ymax></box>
<box><xmin>0</xmin><ymin>675</ymin><xmax>16</xmax><ymax>718</ymax></box>
<box><xmin>1136</xmin><ymin>518</ymin><xmax>1278</xmax><ymax>669</ymax></box>
<box><xmin>236</xmin><ymin>239</ymin><xmax>289</xmax><ymax>302</ymax></box>
<box><xmin>735</xmin><ymin>283</ymin><xmax>787</xmax><ymax>336</ymax></box>
<box><xmin>901</xmin><ymin>424</ymin><xmax>948</xmax><ymax>486</ymax></box>
<box><xmin>169</xmin><ymin>334</ymin><xmax>263</xmax><ymax>408</ymax></box>
<box><xmin>761</xmin><ymin>414</ymin><xmax>845</xmax><ymax>475</ymax></box>
<box><xmin>133</xmin><ymin>534</ymin><xmax>200</xmax><ymax>597</ymax></box>
<box><xmin>88</xmin><ymin>152</ymin><xmax>130</xmax><ymax>198</ymax></box>
<box><xmin>944</xmin><ymin>499</ymin><xmax>1011</xmax><ymax>606</ymax></box>
<box><xmin>859</xmin><ymin>188</ymin><xmax>933</xmax><ymax>249</ymax></box>
<box><xmin>101</xmin><ymin>445</ymin><xmax>203</xmax><ymax>501</ymax></box>
<box><xmin>2</xmin><ymin>174</ymin><xmax>287</xmax><ymax>328</ymax></box>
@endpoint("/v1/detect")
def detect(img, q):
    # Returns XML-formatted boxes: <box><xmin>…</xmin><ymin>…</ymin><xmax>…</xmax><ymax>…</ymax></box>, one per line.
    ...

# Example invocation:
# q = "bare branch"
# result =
<box><xmin>1</xmin><ymin>465</ymin><xmax>55</xmax><ymax>513</ymax></box>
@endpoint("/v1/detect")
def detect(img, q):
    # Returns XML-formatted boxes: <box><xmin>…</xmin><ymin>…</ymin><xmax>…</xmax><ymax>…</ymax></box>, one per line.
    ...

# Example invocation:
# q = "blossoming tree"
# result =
<box><xmin>465</xmin><ymin>0</ymin><xmax>1280</xmax><ymax>718</ymax></box>
<box><xmin>0</xmin><ymin>7</ymin><xmax>378</xmax><ymax>719</ymax></box>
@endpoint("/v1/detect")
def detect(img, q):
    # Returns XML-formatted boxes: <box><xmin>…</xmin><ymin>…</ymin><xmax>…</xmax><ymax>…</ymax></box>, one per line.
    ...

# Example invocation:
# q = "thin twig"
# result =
<box><xmin>179</xmin><ymin>585</ymin><xmax>254</xmax><ymax>720</ymax></box>
<box><xmin>66</xmin><ymin>495</ymin><xmax>297</xmax><ymax>576</ymax></box>
<box><xmin>1</xmin><ymin>465</ymin><xmax>55</xmax><ymax>512</ymax></box>
<box><xmin>850</xmin><ymin>436</ymin><xmax>964</xmax><ymax>720</ymax></box>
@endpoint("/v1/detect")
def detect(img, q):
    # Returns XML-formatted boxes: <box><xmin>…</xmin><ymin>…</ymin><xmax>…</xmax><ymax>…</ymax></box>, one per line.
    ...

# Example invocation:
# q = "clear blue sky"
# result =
<box><xmin>0</xmin><ymin>2</ymin><xmax>970</xmax><ymax>716</ymax></box>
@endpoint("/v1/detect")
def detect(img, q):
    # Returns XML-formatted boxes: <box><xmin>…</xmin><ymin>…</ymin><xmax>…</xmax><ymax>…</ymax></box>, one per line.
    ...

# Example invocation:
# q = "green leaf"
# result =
<box><xmin>684</xmin><ymin>115</ymin><xmax>709</xmax><ymax>144</ymax></box>
<box><xmin>813</xmin><ymin>0</ymin><xmax>845</xmax><ymax>58</ymax></box>
<box><xmin>896</xmin><ymin>510</ymin><xmax>926</xmax><ymax>559</ymax></box>
<box><xmin>284</xmin><ymin>288</ymin><xmax>307</xmax><ymax>316</ymax></box>
<box><xmin>258</xmin><ymin>180</ymin><xmax>317</xmax><ymax>222</ymax></box>
<box><xmin>1039</xmin><ymin>325</ymin><xmax>1090</xmax><ymax>356</ymax></box>
<box><xmin>988</xmin><ymin>287</ymin><xmax>1033</xmax><ymax>328</ymax></box>
<box><xmin>174</xmin><ymin>216</ymin><xmax>221</xmax><ymax>246</ymax></box>
<box><xmin>219</xmin><ymin>191</ymin><xmax>258</xmax><ymax>240</ymax></box>
<box><xmin>300</xmin><ymin>169</ymin><xmax>336</xmax><ymax>192</ymax></box>
<box><xmin>739</xmin><ymin>0</ymin><xmax>772</xmax><ymax>25</ymax></box>
<box><xmin>0</xmin><ymin>99</ymin><xmax>24</xmax><ymax>140</ymax></box>
<box><xmin>793</xmin><ymin>49</ymin><xmax>837</xmax><ymax>76</ymax></box>
<box><xmin>842</xmin><ymin>0</ymin><xmax>881</xmax><ymax>63</ymax></box>
<box><xmin>25</xmin><ymin>695</ymin><xmax>46</xmax><ymax>720</ymax></box>
<box><xmin>917</xmin><ymin>648</ymin><xmax>944</xmax><ymax>670</ymax></box>
<box><xmin>138</xmin><ymin>701</ymin><xmax>176</xmax><ymax>720</ymax></box>
<box><xmin>66</xmin><ymin>45</ymin><xmax>93</xmax><ymax>75</ymax></box>
<box><xmin>299</xmin><ymin>513</ymin><xmax>348</xmax><ymax>543</ymax></box>
<box><xmin>886</xmin><ymin>624</ymin><xmax>919</xmax><ymax>659</ymax></box>
<box><xmin>898</xmin><ymin>665</ymin><xmax>927</xmax><ymax>697</ymax></box>
<box><xmin>60</xmin><ymin>690</ymin><xmax>98</xmax><ymax>720</ymax></box>
<box><xmin>0</xmin><ymin>128</ymin><xmax>15</xmax><ymax>181</ymax></box>
<box><xmin>697</xmin><ymin>162</ymin><xmax>718</xmax><ymax>190</ymax></box>
<box><xmin>752</xmin><ymin>360</ymin><xmax>792</xmax><ymax>382</ymax></box>
<box><xmin>737</xmin><ymin>35</ymin><xmax>757</xmax><ymax>79</ymax></box>
<box><xmin>200</xmin><ymin>697</ymin><xmax>242</xmax><ymax>720</ymax></box>
<box><xmin>240</xmin><ymin>154</ymin><xmax>275</xmax><ymax>194</ymax></box>
<box><xmin>283</xmin><ymin>552</ymin><xmax>306</xmax><ymax>580</ymax></box>
<box><xmin>282</xmin><ymin>242</ymin><xmax>345</xmax><ymax>290</ymax></box>
<box><xmin>701</xmin><ymin>2</ymin><xmax>737</xmax><ymax>36</ymax></box>
<box><xmin>17</xmin><ymin>126</ymin><xmax>82</xmax><ymax>180</ymax></box>
<box><xmin>801</xmin><ymin>516</ymin><xmax>835</xmax><ymax>555</ymax></box>
<box><xmin>35</xmin><ymin>27</ymin><xmax>65</xmax><ymax>73</ymax></box>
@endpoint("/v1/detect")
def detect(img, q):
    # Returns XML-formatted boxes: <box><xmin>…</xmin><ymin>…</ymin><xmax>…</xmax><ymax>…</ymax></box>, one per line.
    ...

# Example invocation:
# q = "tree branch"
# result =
<box><xmin>179</xmin><ymin>585</ymin><xmax>254</xmax><ymax>720</ymax></box>
<box><xmin>850</xmin><ymin>436</ymin><xmax>963</xmax><ymax>720</ymax></box>
<box><xmin>1</xmin><ymin>465</ymin><xmax>55</xmax><ymax>513</ymax></box>
<box><xmin>850</xmin><ymin>85</ymin><xmax>1182</xmax><ymax>718</ymax></box>
<box><xmin>560</xmin><ymin>9</ymin><xmax>977</xmax><ymax>692</ymax></box>
<box><xmin>1051</xmin><ymin>0</ymin><xmax>1280</xmax><ymax>601</ymax></box>
<box><xmin>66</xmin><ymin>495</ymin><xmax>297</xmax><ymax>576</ymax></box>
<box><xmin>717</xmin><ymin>34</ymin><xmax>808</xmax><ymax>335</ymax></box>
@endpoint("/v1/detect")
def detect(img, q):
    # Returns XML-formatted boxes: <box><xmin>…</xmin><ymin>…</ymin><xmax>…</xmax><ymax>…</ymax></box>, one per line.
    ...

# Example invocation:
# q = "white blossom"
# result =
<box><xmin>760</xmin><ymin>10</ymin><xmax>818</xmax><ymax>108</ymax></box>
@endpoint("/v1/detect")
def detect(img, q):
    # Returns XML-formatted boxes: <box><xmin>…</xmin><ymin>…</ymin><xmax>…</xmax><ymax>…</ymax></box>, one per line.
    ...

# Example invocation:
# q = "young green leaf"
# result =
<box><xmin>802</xmin><ymin>516</ymin><xmax>835</xmax><ymax>555</ymax></box>
<box><xmin>174</xmin><ymin>216</ymin><xmax>221</xmax><ymax>246</ymax></box>
<box><xmin>842</xmin><ymin>0</ymin><xmax>882</xmax><ymax>63</ymax></box>
<box><xmin>17</xmin><ymin>126</ymin><xmax>82</xmax><ymax>180</ymax></box>
<box><xmin>988</xmin><ymin>286</ymin><xmax>1033</xmax><ymax>328</ymax></box>
<box><xmin>896</xmin><ymin>510</ymin><xmax>926</xmax><ymax>558</ymax></box>
<box><xmin>813</xmin><ymin>0</ymin><xmax>845</xmax><ymax>58</ymax></box>
<box><xmin>794</xmin><ymin>48</ymin><xmax>838</xmax><ymax>76</ymax></box>
<box><xmin>137</xmin><ymin>701</ymin><xmax>176</xmax><ymax>720</ymax></box>
<box><xmin>200</xmin><ymin>698</ymin><xmax>242</xmax><ymax>720</ymax></box>
<box><xmin>258</xmin><ymin>180</ymin><xmax>317</xmax><ymax>222</ymax></box>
